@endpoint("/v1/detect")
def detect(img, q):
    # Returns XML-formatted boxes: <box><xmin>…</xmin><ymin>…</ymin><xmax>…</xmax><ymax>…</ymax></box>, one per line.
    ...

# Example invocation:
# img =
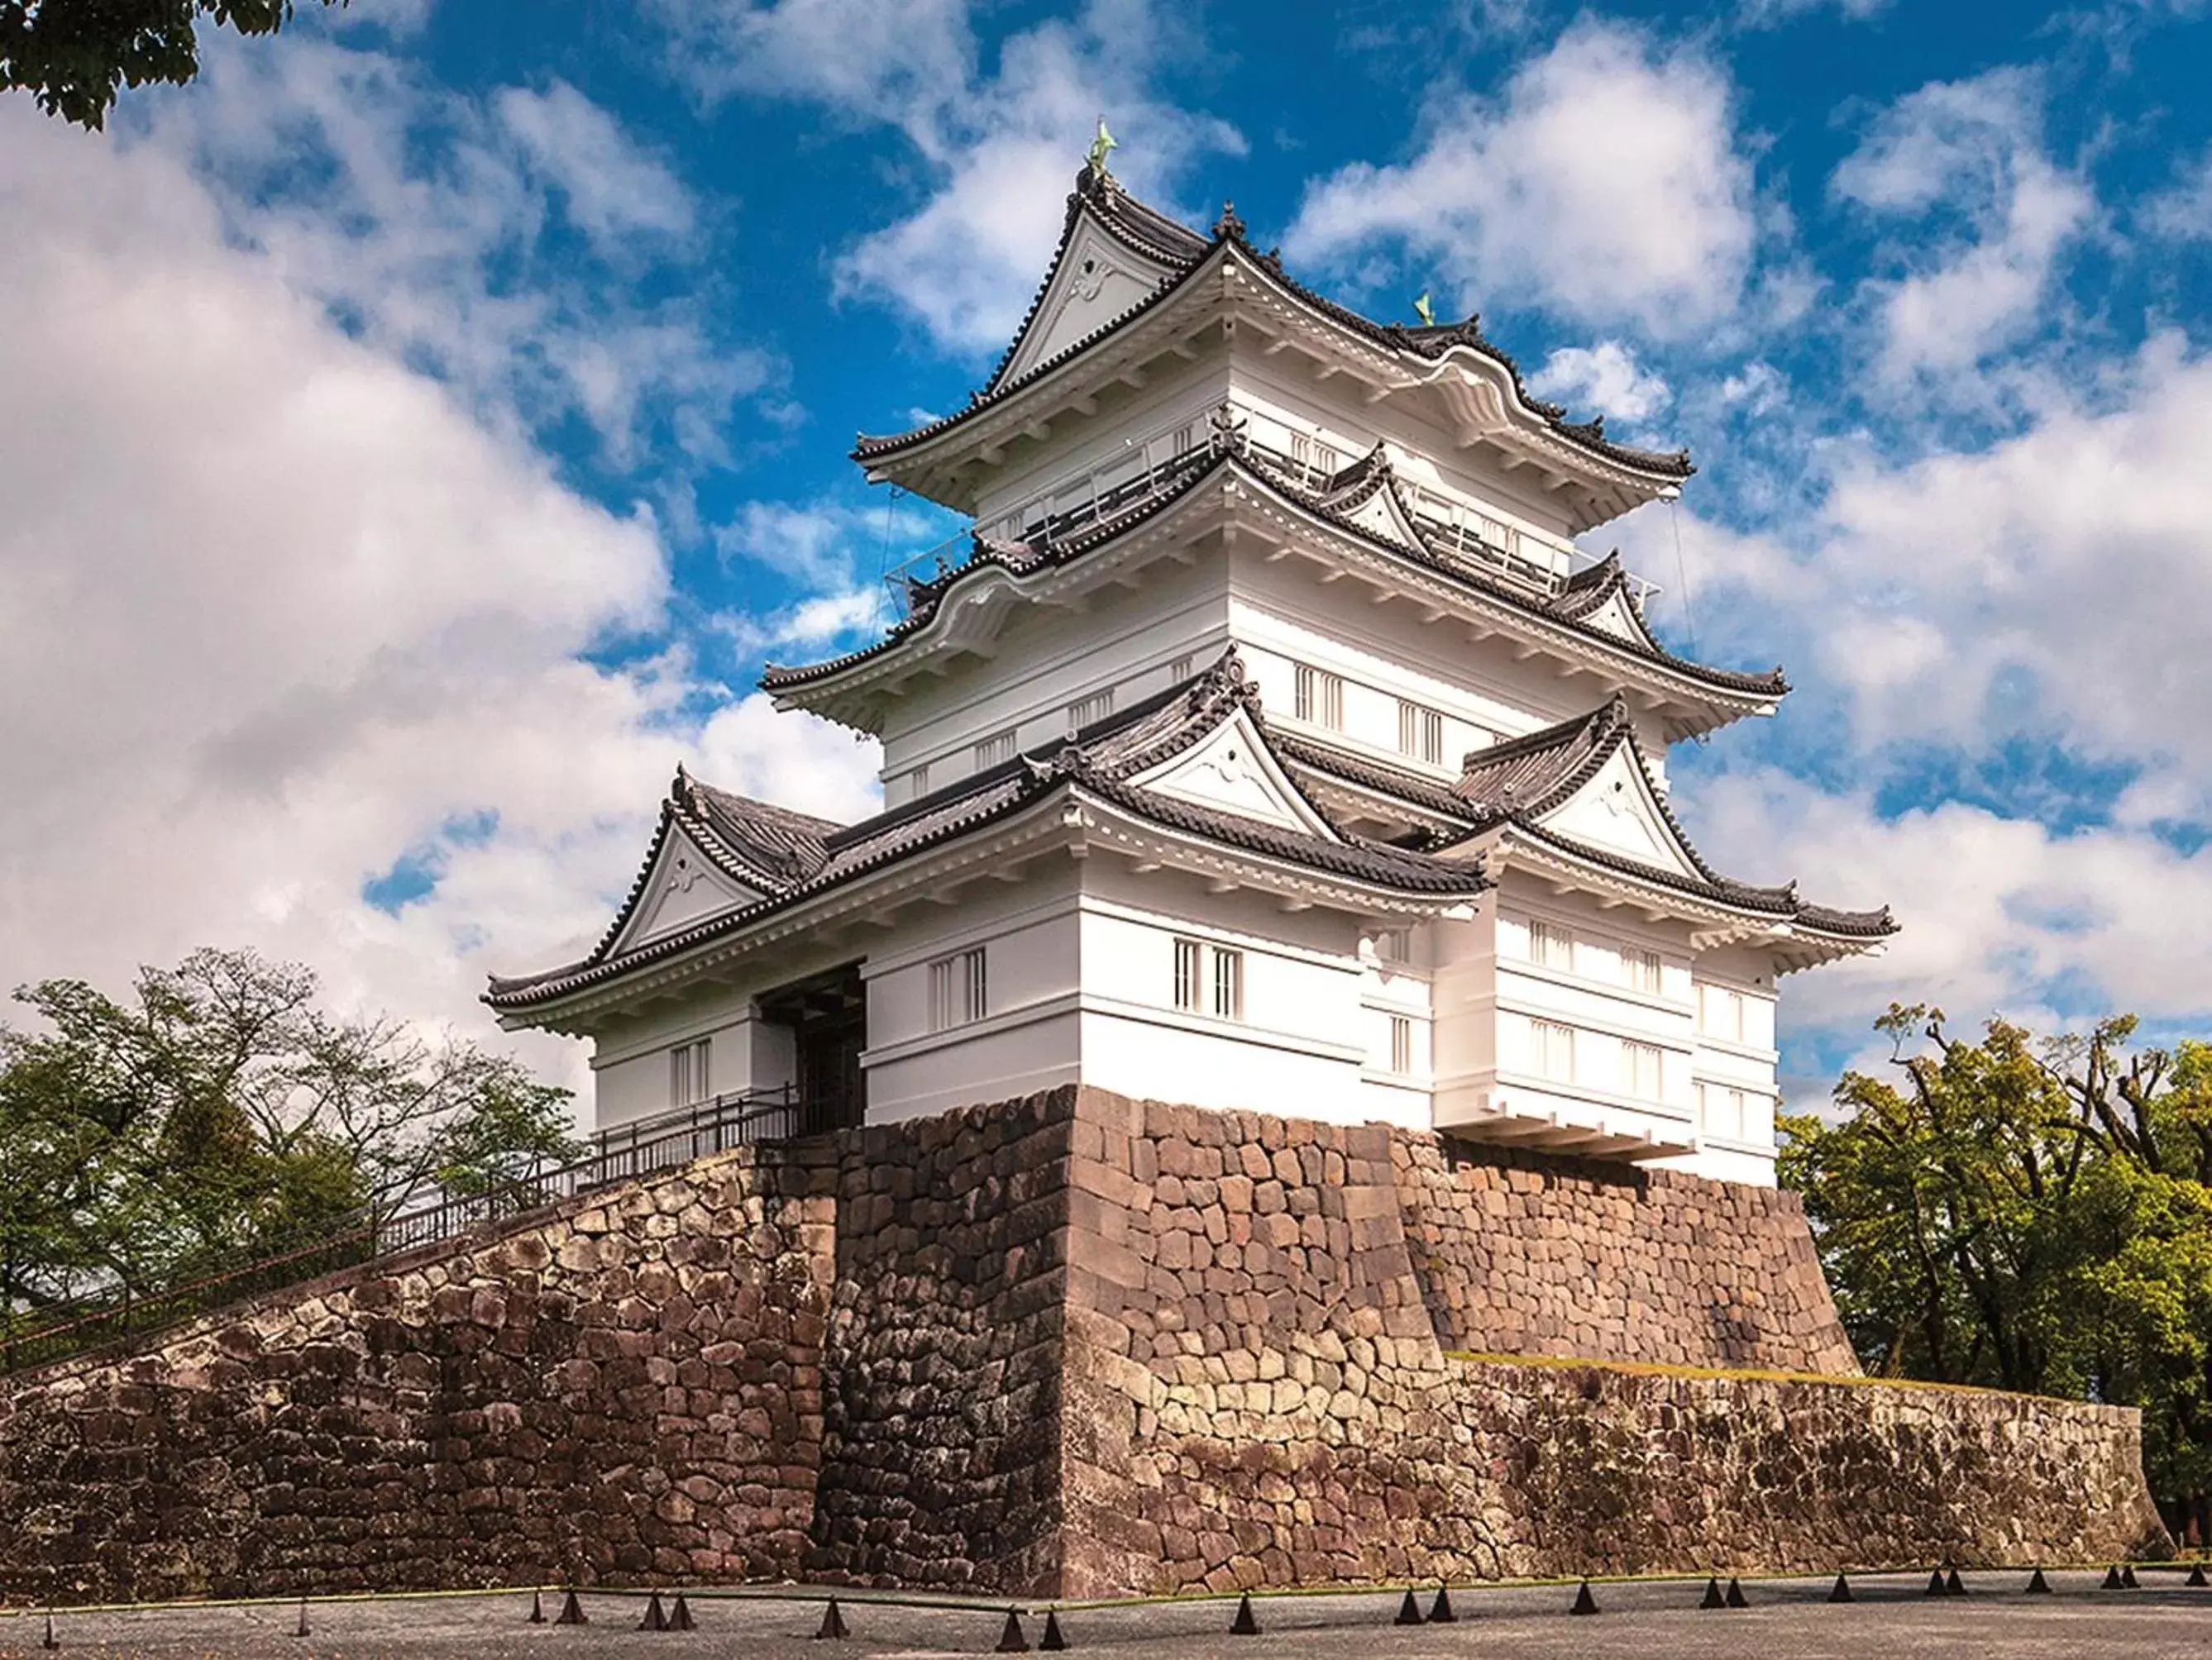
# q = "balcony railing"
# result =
<box><xmin>0</xmin><ymin>1085</ymin><xmax>824</xmax><ymax>1377</ymax></box>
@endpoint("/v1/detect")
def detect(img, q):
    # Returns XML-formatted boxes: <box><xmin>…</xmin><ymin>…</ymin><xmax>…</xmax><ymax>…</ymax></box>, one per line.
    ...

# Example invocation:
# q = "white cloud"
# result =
<box><xmin>0</xmin><ymin>93</ymin><xmax>879</xmax><ymax>1104</ymax></box>
<box><xmin>1530</xmin><ymin>341</ymin><xmax>1671</xmax><ymax>426</ymax></box>
<box><xmin>1284</xmin><ymin>19</ymin><xmax>1763</xmax><ymax>339</ymax></box>
<box><xmin>2143</xmin><ymin>144</ymin><xmax>2212</xmax><ymax>241</ymax></box>
<box><xmin>494</xmin><ymin>80</ymin><xmax>695</xmax><ymax>246</ymax></box>
<box><xmin>1737</xmin><ymin>0</ymin><xmax>1891</xmax><ymax>27</ymax></box>
<box><xmin>1830</xmin><ymin>67</ymin><xmax>2095</xmax><ymax>379</ymax></box>
<box><xmin>151</xmin><ymin>37</ymin><xmax>771</xmax><ymax>475</ymax></box>
<box><xmin>1683</xmin><ymin>767</ymin><xmax>2212</xmax><ymax>1057</ymax></box>
<box><xmin>652</xmin><ymin>0</ymin><xmax>1243</xmax><ymax>355</ymax></box>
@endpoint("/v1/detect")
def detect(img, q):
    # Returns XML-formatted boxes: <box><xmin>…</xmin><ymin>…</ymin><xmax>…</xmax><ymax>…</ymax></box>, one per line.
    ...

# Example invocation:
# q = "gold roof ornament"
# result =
<box><xmin>1413</xmin><ymin>290</ymin><xmax>1436</xmax><ymax>327</ymax></box>
<box><xmin>1087</xmin><ymin>116</ymin><xmax>1117</xmax><ymax>175</ymax></box>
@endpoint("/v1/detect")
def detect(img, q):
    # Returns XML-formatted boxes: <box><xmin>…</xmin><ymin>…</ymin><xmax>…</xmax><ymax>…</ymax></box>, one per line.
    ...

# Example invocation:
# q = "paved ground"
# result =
<box><xmin>4</xmin><ymin>1572</ymin><xmax>2210</xmax><ymax>1658</ymax></box>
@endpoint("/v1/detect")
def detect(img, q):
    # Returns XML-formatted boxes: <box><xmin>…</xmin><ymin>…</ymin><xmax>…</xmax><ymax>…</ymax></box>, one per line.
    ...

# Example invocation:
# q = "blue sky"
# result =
<box><xmin>2</xmin><ymin>0</ymin><xmax>2209</xmax><ymax>1103</ymax></box>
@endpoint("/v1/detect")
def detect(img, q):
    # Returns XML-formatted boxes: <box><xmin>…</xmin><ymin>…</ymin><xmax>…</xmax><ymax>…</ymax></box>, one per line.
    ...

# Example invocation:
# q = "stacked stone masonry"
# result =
<box><xmin>0</xmin><ymin>1087</ymin><xmax>2167</xmax><ymax>1605</ymax></box>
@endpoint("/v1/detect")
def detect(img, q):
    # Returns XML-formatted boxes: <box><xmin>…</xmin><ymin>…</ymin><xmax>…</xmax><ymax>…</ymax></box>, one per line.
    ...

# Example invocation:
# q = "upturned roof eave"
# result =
<box><xmin>762</xmin><ymin>453</ymin><xmax>1784</xmax><ymax>730</ymax></box>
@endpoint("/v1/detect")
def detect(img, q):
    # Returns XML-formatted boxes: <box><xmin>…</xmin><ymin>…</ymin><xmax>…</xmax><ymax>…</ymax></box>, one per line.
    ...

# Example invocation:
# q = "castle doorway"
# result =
<box><xmin>757</xmin><ymin>961</ymin><xmax>867</xmax><ymax>1135</ymax></box>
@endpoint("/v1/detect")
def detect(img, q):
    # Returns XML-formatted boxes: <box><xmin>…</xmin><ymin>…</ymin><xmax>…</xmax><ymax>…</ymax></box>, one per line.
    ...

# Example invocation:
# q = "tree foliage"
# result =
<box><xmin>1784</xmin><ymin>1004</ymin><xmax>2212</xmax><ymax>1531</ymax></box>
<box><xmin>0</xmin><ymin>947</ymin><xmax>578</xmax><ymax>1319</ymax></box>
<box><xmin>2</xmin><ymin>0</ymin><xmax>342</xmax><ymax>131</ymax></box>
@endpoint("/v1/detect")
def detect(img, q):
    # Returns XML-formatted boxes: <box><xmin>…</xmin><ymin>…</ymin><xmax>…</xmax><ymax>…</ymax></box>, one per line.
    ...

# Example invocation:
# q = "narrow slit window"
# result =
<box><xmin>1211</xmin><ymin>947</ymin><xmax>1245</xmax><ymax>1021</ymax></box>
<box><xmin>669</xmin><ymin>1038</ymin><xmax>711</xmax><ymax>1107</ymax></box>
<box><xmin>928</xmin><ymin>947</ymin><xmax>987</xmax><ymax>1032</ymax></box>
<box><xmin>1388</xmin><ymin>1014</ymin><xmax>1413</xmax><ymax>1076</ymax></box>
<box><xmin>1623</xmin><ymin>1041</ymin><xmax>1662</xmax><ymax>1100</ymax></box>
<box><xmin>1173</xmin><ymin>937</ymin><xmax>1203</xmax><ymax>1013</ymax></box>
<box><xmin>1528</xmin><ymin>920</ymin><xmax>1574</xmax><ymax>971</ymax></box>
<box><xmin>1397</xmin><ymin>701</ymin><xmax>1445</xmax><ymax>765</ymax></box>
<box><xmin>974</xmin><ymin>728</ymin><xmax>1017</xmax><ymax>769</ymax></box>
<box><xmin>1531</xmin><ymin>1019</ymin><xmax>1575</xmax><ymax>1081</ymax></box>
<box><xmin>1067</xmin><ymin>689</ymin><xmax>1115</xmax><ymax>732</ymax></box>
<box><xmin>1626</xmin><ymin>948</ymin><xmax>1662</xmax><ymax>995</ymax></box>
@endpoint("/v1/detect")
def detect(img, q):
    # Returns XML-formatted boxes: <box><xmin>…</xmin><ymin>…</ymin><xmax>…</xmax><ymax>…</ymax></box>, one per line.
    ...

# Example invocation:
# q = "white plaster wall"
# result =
<box><xmin>877</xmin><ymin>556</ymin><xmax>1229</xmax><ymax>798</ymax></box>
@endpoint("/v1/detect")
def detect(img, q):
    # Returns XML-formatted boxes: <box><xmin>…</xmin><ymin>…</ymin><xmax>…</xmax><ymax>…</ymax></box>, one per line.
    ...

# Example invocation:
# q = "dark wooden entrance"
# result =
<box><xmin>757</xmin><ymin>961</ymin><xmax>867</xmax><ymax>1136</ymax></box>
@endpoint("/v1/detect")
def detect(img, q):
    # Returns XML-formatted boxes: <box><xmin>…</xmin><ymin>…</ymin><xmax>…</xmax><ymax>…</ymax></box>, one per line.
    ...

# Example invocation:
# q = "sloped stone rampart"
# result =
<box><xmin>0</xmin><ymin>1145</ymin><xmax>838</xmax><ymax>1605</ymax></box>
<box><xmin>1391</xmin><ymin>1134</ymin><xmax>1856</xmax><ymax>1373</ymax></box>
<box><xmin>0</xmin><ymin>1085</ymin><xmax>2169</xmax><ymax>1605</ymax></box>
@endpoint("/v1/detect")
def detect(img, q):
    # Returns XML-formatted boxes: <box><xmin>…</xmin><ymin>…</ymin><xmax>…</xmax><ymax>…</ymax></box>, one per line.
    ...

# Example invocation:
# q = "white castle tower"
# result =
<box><xmin>487</xmin><ymin>162</ymin><xmax>1893</xmax><ymax>1186</ymax></box>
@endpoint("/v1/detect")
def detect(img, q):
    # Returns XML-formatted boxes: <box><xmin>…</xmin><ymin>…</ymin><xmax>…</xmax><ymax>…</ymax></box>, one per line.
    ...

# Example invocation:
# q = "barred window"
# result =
<box><xmin>1625</xmin><ymin>947</ymin><xmax>1663</xmax><ymax>995</ymax></box>
<box><xmin>974</xmin><ymin>728</ymin><xmax>1017</xmax><ymax>769</ymax></box>
<box><xmin>1531</xmin><ymin>1019</ymin><xmax>1575</xmax><ymax>1081</ymax></box>
<box><xmin>1623</xmin><ymin>1041</ymin><xmax>1663</xmax><ymax>1100</ymax></box>
<box><xmin>1388</xmin><ymin>1014</ymin><xmax>1413</xmax><ymax>1076</ymax></box>
<box><xmin>1397</xmin><ymin>700</ymin><xmax>1445</xmax><ymax>765</ymax></box>
<box><xmin>1528</xmin><ymin>920</ymin><xmax>1574</xmax><ymax>971</ymax></box>
<box><xmin>1067</xmin><ymin>689</ymin><xmax>1115</xmax><ymax>732</ymax></box>
<box><xmin>1168</xmin><ymin>653</ymin><xmax>1194</xmax><ymax>684</ymax></box>
<box><xmin>1173</xmin><ymin>937</ymin><xmax>1203</xmax><ymax>1012</ymax></box>
<box><xmin>1211</xmin><ymin>948</ymin><xmax>1245</xmax><ymax>1021</ymax></box>
<box><xmin>1292</xmin><ymin>663</ymin><xmax>1343</xmax><ymax>729</ymax></box>
<box><xmin>669</xmin><ymin>1038</ymin><xmax>712</xmax><ymax>1107</ymax></box>
<box><xmin>928</xmin><ymin>947</ymin><xmax>987</xmax><ymax>1032</ymax></box>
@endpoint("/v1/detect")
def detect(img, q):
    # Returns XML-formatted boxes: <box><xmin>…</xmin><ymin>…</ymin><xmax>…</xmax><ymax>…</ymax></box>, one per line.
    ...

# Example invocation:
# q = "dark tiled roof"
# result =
<box><xmin>853</xmin><ymin>169</ymin><xmax>1694</xmax><ymax>483</ymax></box>
<box><xmin>486</xmin><ymin>649</ymin><xmax>1488</xmax><ymax>1012</ymax></box>
<box><xmin>762</xmin><ymin>441</ymin><xmax>1787</xmax><ymax>702</ymax></box>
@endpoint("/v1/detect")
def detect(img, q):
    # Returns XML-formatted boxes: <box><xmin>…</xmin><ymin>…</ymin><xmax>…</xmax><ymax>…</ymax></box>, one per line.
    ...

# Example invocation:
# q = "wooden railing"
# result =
<box><xmin>0</xmin><ymin>1085</ymin><xmax>822</xmax><ymax>1377</ymax></box>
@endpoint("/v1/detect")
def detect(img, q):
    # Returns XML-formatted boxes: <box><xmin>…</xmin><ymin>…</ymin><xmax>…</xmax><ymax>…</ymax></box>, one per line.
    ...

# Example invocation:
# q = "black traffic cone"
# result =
<box><xmin>996</xmin><ymin>1609</ymin><xmax>1031</xmax><ymax>1653</ymax></box>
<box><xmin>669</xmin><ymin>1594</ymin><xmax>695</xmax><ymax>1633</ymax></box>
<box><xmin>1230</xmin><ymin>1593</ymin><xmax>1260</xmax><ymax>1636</ymax></box>
<box><xmin>529</xmin><ymin>1589</ymin><xmax>546</xmax><ymax>1624</ymax></box>
<box><xmin>2102</xmin><ymin>1565</ymin><xmax>2125</xmax><ymax>1590</ymax></box>
<box><xmin>557</xmin><ymin>1588</ymin><xmax>588</xmax><ymax>1625</ymax></box>
<box><xmin>1725</xmin><ymin>1578</ymin><xmax>1749</xmax><ymax>1609</ymax></box>
<box><xmin>42</xmin><ymin>1611</ymin><xmax>57</xmax><ymax>1651</ymax></box>
<box><xmin>1926</xmin><ymin>1568</ymin><xmax>1947</xmax><ymax>1597</ymax></box>
<box><xmin>2122</xmin><ymin>1564</ymin><xmax>2140</xmax><ymax>1589</ymax></box>
<box><xmin>1946</xmin><ymin>1567</ymin><xmax>1966</xmax><ymax>1597</ymax></box>
<box><xmin>815</xmin><ymin>1596</ymin><xmax>848</xmax><ymax>1640</ymax></box>
<box><xmin>1699</xmin><ymin>1577</ymin><xmax>1726</xmax><ymax>1610</ymax></box>
<box><xmin>1039</xmin><ymin>1608</ymin><xmax>1068</xmax><ymax>1652</ymax></box>
<box><xmin>1829</xmin><ymin>1574</ymin><xmax>1853</xmax><ymax>1603</ymax></box>
<box><xmin>294</xmin><ymin>1598</ymin><xmax>311</xmax><ymax>1638</ymax></box>
<box><xmin>1394</xmin><ymin>1589</ymin><xmax>1424</xmax><ymax>1625</ymax></box>
<box><xmin>1427</xmin><ymin>1585</ymin><xmax>1456</xmax><ymax>1624</ymax></box>
<box><xmin>2025</xmin><ymin>1568</ymin><xmax>2052</xmax><ymax>1594</ymax></box>
<box><xmin>2189</xmin><ymin>1562</ymin><xmax>2209</xmax><ymax>1588</ymax></box>
<box><xmin>1570</xmin><ymin>1581</ymin><xmax>1599</xmax><ymax>1616</ymax></box>
<box><xmin>640</xmin><ymin>1592</ymin><xmax>669</xmax><ymax>1632</ymax></box>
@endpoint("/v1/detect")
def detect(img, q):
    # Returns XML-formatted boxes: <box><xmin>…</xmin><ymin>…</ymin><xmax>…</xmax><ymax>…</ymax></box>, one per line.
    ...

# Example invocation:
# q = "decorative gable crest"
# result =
<box><xmin>1127</xmin><ymin>704</ymin><xmax>1342</xmax><ymax>840</ymax></box>
<box><xmin>606</xmin><ymin>820</ymin><xmax>767</xmax><ymax>956</ymax></box>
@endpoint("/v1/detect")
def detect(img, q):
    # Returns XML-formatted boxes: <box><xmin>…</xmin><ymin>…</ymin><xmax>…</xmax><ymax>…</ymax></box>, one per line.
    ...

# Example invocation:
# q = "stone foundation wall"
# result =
<box><xmin>0</xmin><ymin>1147</ymin><xmax>836</xmax><ymax>1605</ymax></box>
<box><xmin>0</xmin><ymin>1085</ymin><xmax>2169</xmax><ymax>1605</ymax></box>
<box><xmin>1392</xmin><ymin>1136</ymin><xmax>1856</xmax><ymax>1373</ymax></box>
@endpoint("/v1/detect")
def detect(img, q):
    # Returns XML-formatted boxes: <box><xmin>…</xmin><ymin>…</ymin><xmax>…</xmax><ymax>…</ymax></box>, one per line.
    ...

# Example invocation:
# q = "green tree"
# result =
<box><xmin>2</xmin><ymin>0</ymin><xmax>342</xmax><ymax>131</ymax></box>
<box><xmin>0</xmin><ymin>947</ymin><xmax>575</xmax><ymax>1324</ymax></box>
<box><xmin>1785</xmin><ymin>1004</ymin><xmax>2212</xmax><ymax>1543</ymax></box>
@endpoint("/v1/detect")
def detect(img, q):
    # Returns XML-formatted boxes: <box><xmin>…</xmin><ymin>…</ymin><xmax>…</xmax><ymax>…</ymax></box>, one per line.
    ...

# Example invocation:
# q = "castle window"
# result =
<box><xmin>1623</xmin><ymin>1041</ymin><xmax>1662</xmax><ymax>1100</ymax></box>
<box><xmin>1173</xmin><ymin>937</ymin><xmax>1202</xmax><ymax>1012</ymax></box>
<box><xmin>975</xmin><ymin>728</ymin><xmax>1016</xmax><ymax>769</ymax></box>
<box><xmin>1531</xmin><ymin>1019</ymin><xmax>1575</xmax><ymax>1081</ymax></box>
<box><xmin>1397</xmin><ymin>701</ymin><xmax>1445</xmax><ymax>765</ymax></box>
<box><xmin>1698</xmin><ymin>1083</ymin><xmax>1749</xmax><ymax>1141</ymax></box>
<box><xmin>1211</xmin><ymin>948</ymin><xmax>1245</xmax><ymax>1021</ymax></box>
<box><xmin>1168</xmin><ymin>653</ymin><xmax>1193</xmax><ymax>684</ymax></box>
<box><xmin>1625</xmin><ymin>947</ymin><xmax>1663</xmax><ymax>995</ymax></box>
<box><xmin>929</xmin><ymin>947</ymin><xmax>988</xmax><ymax>1032</ymax></box>
<box><xmin>1388</xmin><ymin>1014</ymin><xmax>1413</xmax><ymax>1076</ymax></box>
<box><xmin>1068</xmin><ymin>689</ymin><xmax>1115</xmax><ymax>732</ymax></box>
<box><xmin>1293</xmin><ymin>663</ymin><xmax>1343</xmax><ymax>729</ymax></box>
<box><xmin>1702</xmin><ymin>985</ymin><xmax>1746</xmax><ymax>1042</ymax></box>
<box><xmin>910</xmin><ymin>761</ymin><xmax>929</xmax><ymax>797</ymax></box>
<box><xmin>669</xmin><ymin>1038</ymin><xmax>712</xmax><ymax>1107</ymax></box>
<box><xmin>1528</xmin><ymin>919</ymin><xmax>1574</xmax><ymax>971</ymax></box>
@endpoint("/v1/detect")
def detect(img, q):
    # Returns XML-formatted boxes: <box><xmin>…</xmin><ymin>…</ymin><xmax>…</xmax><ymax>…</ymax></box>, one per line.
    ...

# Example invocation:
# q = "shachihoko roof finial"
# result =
<box><xmin>1413</xmin><ymin>290</ymin><xmax>1436</xmax><ymax>327</ymax></box>
<box><xmin>1087</xmin><ymin>116</ymin><xmax>1116</xmax><ymax>174</ymax></box>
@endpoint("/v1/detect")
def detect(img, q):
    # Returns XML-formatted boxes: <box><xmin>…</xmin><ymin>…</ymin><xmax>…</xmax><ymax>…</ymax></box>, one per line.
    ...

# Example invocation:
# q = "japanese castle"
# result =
<box><xmin>488</xmin><ymin>160</ymin><xmax>1894</xmax><ymax>1186</ymax></box>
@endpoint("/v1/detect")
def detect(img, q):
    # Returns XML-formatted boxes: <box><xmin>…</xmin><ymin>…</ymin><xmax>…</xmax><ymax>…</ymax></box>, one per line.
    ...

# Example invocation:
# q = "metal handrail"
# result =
<box><xmin>0</xmin><ymin>1085</ymin><xmax>825</xmax><ymax>1376</ymax></box>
